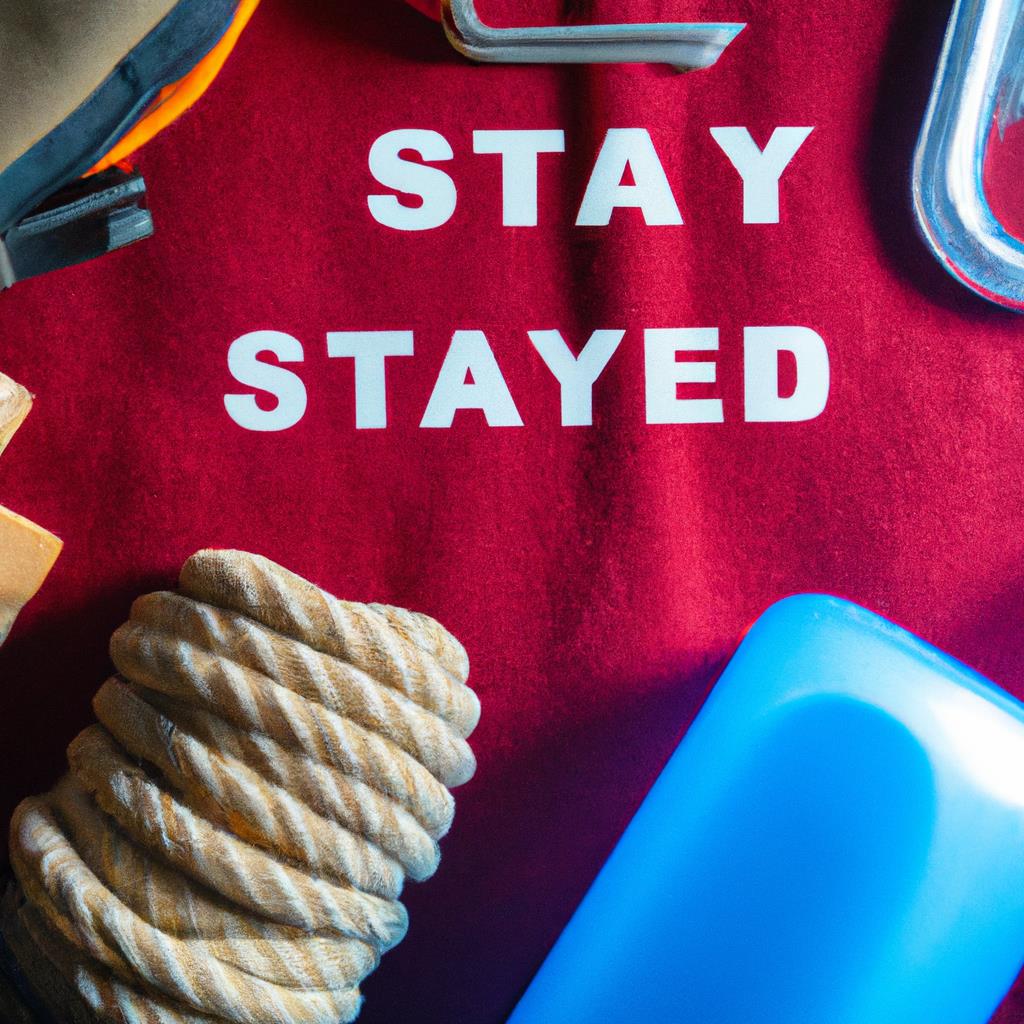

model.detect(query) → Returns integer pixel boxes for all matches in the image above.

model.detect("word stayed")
[224,326,830,432]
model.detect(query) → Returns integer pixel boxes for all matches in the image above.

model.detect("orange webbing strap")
[86,0,261,176]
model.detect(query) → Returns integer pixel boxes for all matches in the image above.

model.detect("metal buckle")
[914,0,1024,310]
[440,0,745,72]
[0,240,15,291]
[0,168,153,291]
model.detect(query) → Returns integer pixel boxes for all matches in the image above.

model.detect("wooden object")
[0,508,62,645]
[0,374,31,459]
[0,372,61,645]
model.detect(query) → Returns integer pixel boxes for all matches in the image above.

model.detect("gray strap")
[1,167,153,291]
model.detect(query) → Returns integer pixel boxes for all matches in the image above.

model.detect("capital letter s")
[368,129,457,231]
[225,330,307,431]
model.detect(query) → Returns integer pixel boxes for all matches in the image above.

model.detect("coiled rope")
[4,550,479,1024]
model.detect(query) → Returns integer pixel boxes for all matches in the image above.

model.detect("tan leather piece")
[0,371,62,645]
[0,0,179,171]
[0,373,31,459]
[0,505,62,644]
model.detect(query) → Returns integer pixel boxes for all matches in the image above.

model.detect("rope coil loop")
[4,550,478,1024]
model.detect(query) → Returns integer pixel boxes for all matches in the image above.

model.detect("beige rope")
[4,550,479,1024]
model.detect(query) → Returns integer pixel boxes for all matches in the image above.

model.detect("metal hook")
[440,0,745,72]
[913,0,1024,310]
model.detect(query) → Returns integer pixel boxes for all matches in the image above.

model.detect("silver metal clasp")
[440,0,745,72]
[914,0,1024,310]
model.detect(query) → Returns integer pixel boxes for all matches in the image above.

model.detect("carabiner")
[914,0,1024,310]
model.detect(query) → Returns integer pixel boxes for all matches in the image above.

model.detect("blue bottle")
[508,595,1024,1024]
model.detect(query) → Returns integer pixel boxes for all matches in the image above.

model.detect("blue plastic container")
[508,595,1024,1024]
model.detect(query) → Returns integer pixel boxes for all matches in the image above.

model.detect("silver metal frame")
[440,0,745,72]
[913,0,1024,310]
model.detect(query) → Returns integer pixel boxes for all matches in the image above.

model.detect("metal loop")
[913,0,1024,310]
[440,0,744,72]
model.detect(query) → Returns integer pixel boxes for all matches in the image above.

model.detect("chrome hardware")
[914,0,1024,310]
[440,0,745,72]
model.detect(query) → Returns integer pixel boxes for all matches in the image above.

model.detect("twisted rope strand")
[179,552,479,737]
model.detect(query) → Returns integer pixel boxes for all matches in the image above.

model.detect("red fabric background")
[3,1,1024,1020]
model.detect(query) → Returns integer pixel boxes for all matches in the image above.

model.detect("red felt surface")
[3,0,1024,1021]
[405,0,440,18]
